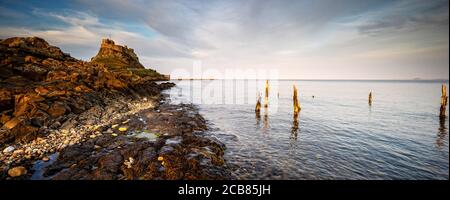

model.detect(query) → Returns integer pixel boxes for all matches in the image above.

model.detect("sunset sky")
[0,0,448,80]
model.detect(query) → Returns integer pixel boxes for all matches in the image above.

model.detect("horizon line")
[170,78,449,82]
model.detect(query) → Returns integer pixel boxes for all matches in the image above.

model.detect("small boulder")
[48,102,67,117]
[35,86,50,96]
[2,146,15,153]
[12,149,24,156]
[8,166,27,177]
[2,117,22,130]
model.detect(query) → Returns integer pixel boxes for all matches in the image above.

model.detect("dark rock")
[0,89,13,112]
[13,94,45,117]
[0,110,12,125]
[48,101,68,117]
[159,82,176,90]
[49,121,61,129]
[0,117,39,143]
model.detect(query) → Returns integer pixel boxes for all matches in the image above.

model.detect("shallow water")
[165,80,449,180]
[31,152,59,180]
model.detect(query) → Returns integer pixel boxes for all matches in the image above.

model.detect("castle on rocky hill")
[91,38,145,69]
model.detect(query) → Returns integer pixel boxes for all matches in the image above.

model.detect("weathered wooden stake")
[368,91,373,106]
[255,92,261,113]
[293,84,301,114]
[264,80,269,108]
[440,84,448,117]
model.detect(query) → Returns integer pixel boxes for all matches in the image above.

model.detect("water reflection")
[290,112,299,140]
[436,116,448,149]
[263,107,269,129]
[255,111,261,125]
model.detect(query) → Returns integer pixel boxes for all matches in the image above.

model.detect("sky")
[0,0,448,80]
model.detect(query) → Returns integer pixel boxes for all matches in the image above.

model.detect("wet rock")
[159,82,176,90]
[165,136,183,145]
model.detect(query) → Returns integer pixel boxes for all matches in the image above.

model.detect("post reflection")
[263,107,269,129]
[436,116,448,149]
[255,111,261,125]
[290,112,299,140]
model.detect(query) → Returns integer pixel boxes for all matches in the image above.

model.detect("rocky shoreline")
[2,94,232,180]
[0,37,232,180]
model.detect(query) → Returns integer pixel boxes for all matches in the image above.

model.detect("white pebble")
[3,146,15,153]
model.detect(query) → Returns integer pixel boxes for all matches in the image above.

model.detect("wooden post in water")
[293,84,301,114]
[255,92,261,124]
[264,80,269,108]
[368,91,373,106]
[255,92,261,114]
[440,84,448,117]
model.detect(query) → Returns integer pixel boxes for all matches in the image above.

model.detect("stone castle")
[91,38,145,69]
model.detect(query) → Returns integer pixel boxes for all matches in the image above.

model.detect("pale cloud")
[49,11,100,27]
[356,0,448,36]
[0,26,98,46]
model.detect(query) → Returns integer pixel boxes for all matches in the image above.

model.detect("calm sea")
[165,80,449,180]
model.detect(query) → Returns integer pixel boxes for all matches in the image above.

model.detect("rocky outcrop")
[0,37,168,144]
[0,36,231,180]
[91,38,144,69]
[90,38,169,80]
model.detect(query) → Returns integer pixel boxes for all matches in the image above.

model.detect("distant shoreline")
[171,79,449,83]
